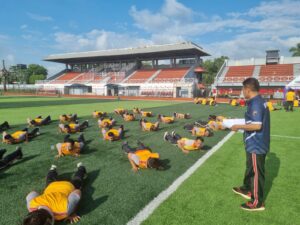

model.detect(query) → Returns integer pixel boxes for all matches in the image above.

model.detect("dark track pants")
[242,152,266,206]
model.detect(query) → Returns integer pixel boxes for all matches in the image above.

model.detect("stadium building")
[212,50,300,99]
[37,42,209,98]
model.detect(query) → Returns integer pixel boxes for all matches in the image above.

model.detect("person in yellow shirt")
[0,121,10,132]
[114,108,127,116]
[122,141,163,172]
[58,120,89,134]
[59,114,77,123]
[164,131,204,154]
[158,114,175,124]
[194,98,204,104]
[101,125,124,141]
[173,112,191,119]
[207,115,227,131]
[122,112,136,121]
[230,98,239,106]
[0,146,23,170]
[98,117,116,128]
[266,101,282,111]
[140,119,160,131]
[183,124,213,137]
[133,108,153,117]
[92,111,107,118]
[27,116,51,127]
[55,134,85,158]
[2,128,40,144]
[285,89,295,112]
[23,163,87,225]
[207,97,216,106]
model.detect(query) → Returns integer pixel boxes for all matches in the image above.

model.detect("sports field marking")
[127,131,235,225]
[271,134,300,140]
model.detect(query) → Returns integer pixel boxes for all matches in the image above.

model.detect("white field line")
[271,134,300,140]
[127,131,235,225]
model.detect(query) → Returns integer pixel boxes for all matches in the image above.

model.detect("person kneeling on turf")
[0,121,10,132]
[59,114,77,123]
[58,120,88,134]
[92,111,107,118]
[122,141,163,172]
[158,114,175,124]
[164,131,204,154]
[173,112,191,119]
[102,125,124,141]
[0,146,23,170]
[98,117,116,128]
[140,119,159,131]
[122,112,136,121]
[27,116,51,127]
[2,128,40,144]
[23,163,87,224]
[55,134,85,158]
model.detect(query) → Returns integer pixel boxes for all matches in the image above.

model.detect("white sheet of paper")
[222,119,246,128]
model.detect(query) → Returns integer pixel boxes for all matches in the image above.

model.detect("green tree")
[28,74,46,84]
[289,43,300,57]
[27,64,47,77]
[202,56,229,85]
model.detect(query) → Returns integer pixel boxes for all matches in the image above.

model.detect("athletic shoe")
[163,132,169,141]
[78,133,85,142]
[15,146,23,160]
[77,162,87,179]
[50,164,57,171]
[171,131,176,137]
[241,201,265,211]
[77,162,83,168]
[232,187,251,200]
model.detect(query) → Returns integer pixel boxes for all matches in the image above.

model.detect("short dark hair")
[208,115,217,121]
[243,77,260,92]
[23,209,53,225]
[107,131,114,137]
[148,158,162,170]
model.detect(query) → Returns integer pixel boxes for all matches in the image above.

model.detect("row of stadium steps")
[124,69,158,83]
[152,67,190,82]
[223,65,255,83]
[258,64,294,83]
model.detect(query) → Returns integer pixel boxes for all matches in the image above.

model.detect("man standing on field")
[231,77,270,211]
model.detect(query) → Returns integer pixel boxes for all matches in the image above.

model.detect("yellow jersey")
[286,92,295,101]
[267,102,274,111]
[135,149,159,168]
[61,142,81,156]
[162,116,174,123]
[29,181,75,220]
[11,131,27,140]
[181,138,199,151]
[104,129,120,140]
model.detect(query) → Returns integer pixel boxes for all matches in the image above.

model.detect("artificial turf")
[144,108,300,225]
[0,96,244,225]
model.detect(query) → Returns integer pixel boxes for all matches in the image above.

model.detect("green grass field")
[0,96,298,225]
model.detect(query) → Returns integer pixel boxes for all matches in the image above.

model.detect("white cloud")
[27,12,53,22]
[53,29,152,52]
[20,24,28,29]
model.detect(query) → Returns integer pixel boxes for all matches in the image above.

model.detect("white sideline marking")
[127,131,235,225]
[271,134,300,140]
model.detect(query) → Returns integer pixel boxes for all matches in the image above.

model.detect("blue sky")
[0,0,300,75]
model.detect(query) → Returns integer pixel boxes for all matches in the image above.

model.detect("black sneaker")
[163,132,169,141]
[15,147,23,160]
[241,201,265,211]
[232,187,251,200]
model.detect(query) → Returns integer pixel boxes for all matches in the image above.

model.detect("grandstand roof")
[44,42,210,64]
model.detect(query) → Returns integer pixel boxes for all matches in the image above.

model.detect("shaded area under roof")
[44,42,210,64]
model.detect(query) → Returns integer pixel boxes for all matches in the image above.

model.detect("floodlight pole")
[1,60,8,92]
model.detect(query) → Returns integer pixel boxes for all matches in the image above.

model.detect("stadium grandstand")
[213,50,300,99]
[37,42,209,98]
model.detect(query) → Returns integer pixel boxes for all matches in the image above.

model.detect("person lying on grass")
[0,146,23,170]
[98,117,116,128]
[207,115,227,131]
[139,119,159,131]
[114,108,127,116]
[157,114,175,124]
[173,112,191,119]
[59,114,77,123]
[55,134,85,158]
[183,124,214,137]
[101,125,124,141]
[133,107,153,117]
[122,141,163,172]
[27,115,51,127]
[23,163,87,225]
[193,97,204,104]
[207,97,217,106]
[122,112,136,121]
[164,131,204,154]
[2,128,40,144]
[0,121,10,132]
[266,101,282,111]
[92,111,107,118]
[58,120,89,134]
